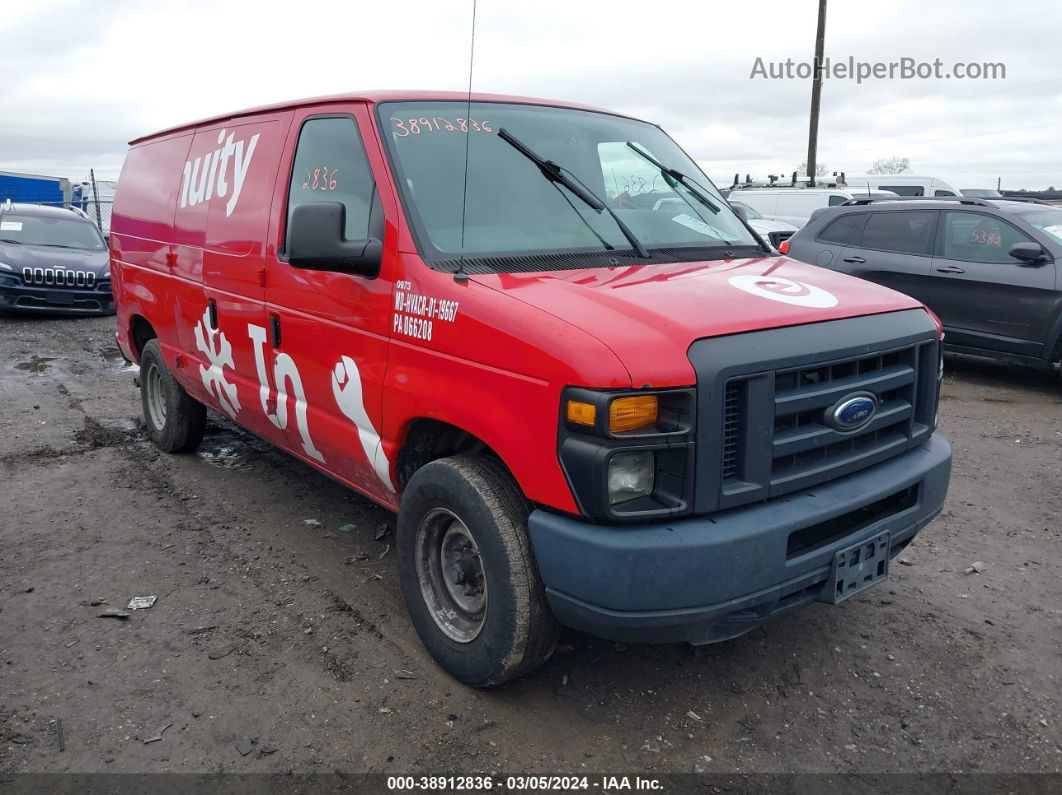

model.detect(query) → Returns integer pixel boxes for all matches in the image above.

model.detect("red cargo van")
[112,91,951,685]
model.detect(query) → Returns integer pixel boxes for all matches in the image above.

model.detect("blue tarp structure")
[0,170,71,206]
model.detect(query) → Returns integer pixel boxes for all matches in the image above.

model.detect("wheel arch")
[393,418,514,493]
[129,314,158,361]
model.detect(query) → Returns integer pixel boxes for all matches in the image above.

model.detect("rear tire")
[397,455,560,687]
[139,339,206,453]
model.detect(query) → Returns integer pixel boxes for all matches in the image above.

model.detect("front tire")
[139,339,206,453]
[397,455,560,686]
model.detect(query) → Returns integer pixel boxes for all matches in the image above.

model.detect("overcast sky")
[2,0,1061,190]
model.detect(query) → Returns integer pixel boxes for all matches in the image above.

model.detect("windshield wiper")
[497,128,650,258]
[625,142,720,214]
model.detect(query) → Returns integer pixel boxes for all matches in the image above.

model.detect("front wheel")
[397,455,560,686]
[139,339,206,453]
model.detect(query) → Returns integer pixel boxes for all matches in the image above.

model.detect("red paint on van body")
[111,91,924,517]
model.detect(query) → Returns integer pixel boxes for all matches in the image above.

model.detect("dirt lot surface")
[1,313,1060,779]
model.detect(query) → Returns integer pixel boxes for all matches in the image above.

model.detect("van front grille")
[689,310,941,514]
[769,347,918,493]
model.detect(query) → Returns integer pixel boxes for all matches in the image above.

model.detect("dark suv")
[0,202,113,315]
[786,198,1062,374]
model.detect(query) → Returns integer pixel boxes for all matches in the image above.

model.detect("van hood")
[471,255,925,386]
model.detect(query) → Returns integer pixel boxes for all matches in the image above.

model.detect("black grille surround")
[688,309,941,515]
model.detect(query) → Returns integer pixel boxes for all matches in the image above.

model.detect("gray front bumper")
[529,432,951,644]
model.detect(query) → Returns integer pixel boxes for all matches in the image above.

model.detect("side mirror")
[1009,241,1048,264]
[287,201,382,277]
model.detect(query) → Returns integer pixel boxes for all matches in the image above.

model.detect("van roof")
[130,91,617,145]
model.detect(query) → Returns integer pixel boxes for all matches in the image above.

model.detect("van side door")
[930,210,1057,358]
[773,193,813,227]
[263,105,397,503]
[735,192,779,223]
[838,209,938,305]
[180,113,295,448]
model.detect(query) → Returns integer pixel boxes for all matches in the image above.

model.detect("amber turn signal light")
[609,395,659,433]
[566,400,597,427]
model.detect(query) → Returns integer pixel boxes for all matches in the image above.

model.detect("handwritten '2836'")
[303,165,338,192]
[392,117,492,137]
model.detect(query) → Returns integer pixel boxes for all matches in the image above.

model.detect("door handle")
[843,256,866,264]
[270,314,281,348]
[207,299,218,329]
[935,265,966,274]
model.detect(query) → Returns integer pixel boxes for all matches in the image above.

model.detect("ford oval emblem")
[826,392,878,432]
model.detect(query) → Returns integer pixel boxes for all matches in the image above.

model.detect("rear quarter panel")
[112,133,195,364]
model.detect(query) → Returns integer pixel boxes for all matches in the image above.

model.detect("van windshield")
[378,101,759,270]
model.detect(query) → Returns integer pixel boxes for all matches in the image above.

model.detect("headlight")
[559,386,695,520]
[608,451,655,505]
[0,261,12,271]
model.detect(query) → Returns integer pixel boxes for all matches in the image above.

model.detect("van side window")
[827,195,847,206]
[858,210,936,255]
[879,185,923,197]
[934,189,957,197]
[941,211,1035,264]
[818,213,864,244]
[287,117,375,247]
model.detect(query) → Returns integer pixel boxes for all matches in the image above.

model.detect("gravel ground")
[1,313,1060,779]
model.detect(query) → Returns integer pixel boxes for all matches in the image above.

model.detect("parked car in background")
[840,175,960,197]
[960,188,1003,198]
[727,200,799,248]
[785,197,1062,374]
[0,202,113,314]
[726,187,854,227]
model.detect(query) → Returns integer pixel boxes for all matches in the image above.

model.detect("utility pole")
[805,0,828,187]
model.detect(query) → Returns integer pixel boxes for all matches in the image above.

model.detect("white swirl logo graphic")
[728,274,839,308]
